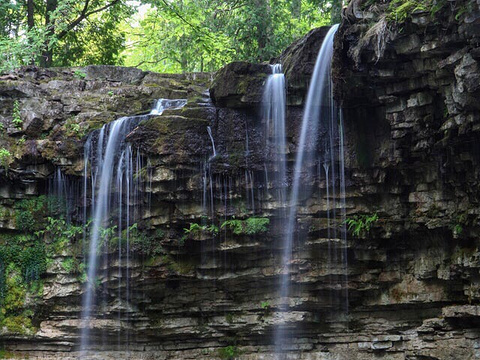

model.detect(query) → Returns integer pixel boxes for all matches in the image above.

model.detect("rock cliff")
[0,1,480,359]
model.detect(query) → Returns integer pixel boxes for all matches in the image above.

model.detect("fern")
[345,213,379,238]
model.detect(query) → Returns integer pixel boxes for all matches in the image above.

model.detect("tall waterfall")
[274,24,344,355]
[80,99,187,351]
[263,64,287,206]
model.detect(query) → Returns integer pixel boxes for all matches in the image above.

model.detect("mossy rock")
[210,61,270,108]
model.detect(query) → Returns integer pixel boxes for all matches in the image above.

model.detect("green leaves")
[124,0,331,72]
[345,213,379,238]
[221,217,269,235]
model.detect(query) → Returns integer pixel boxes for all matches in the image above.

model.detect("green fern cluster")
[345,213,379,238]
[387,0,447,23]
[221,217,269,235]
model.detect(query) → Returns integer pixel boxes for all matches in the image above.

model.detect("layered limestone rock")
[1,1,480,359]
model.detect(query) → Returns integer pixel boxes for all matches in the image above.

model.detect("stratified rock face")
[276,26,332,106]
[1,1,480,359]
[210,61,271,108]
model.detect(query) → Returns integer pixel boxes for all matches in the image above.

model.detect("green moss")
[218,345,240,360]
[0,206,13,223]
[61,258,76,273]
[0,266,37,335]
[3,272,26,313]
[163,255,196,275]
[14,195,49,231]
[2,315,34,335]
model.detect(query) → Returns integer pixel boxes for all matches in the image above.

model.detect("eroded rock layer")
[0,1,480,359]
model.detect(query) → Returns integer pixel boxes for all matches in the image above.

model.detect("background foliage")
[0,0,338,73]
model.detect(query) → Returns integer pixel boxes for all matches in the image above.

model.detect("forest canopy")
[0,0,339,73]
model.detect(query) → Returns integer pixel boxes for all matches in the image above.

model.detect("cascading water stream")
[274,24,341,356]
[207,126,217,158]
[80,99,187,352]
[263,64,287,207]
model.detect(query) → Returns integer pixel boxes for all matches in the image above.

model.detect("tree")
[0,0,338,73]
[124,0,331,73]
[0,0,132,71]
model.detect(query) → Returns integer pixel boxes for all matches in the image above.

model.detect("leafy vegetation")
[0,148,12,171]
[450,212,469,238]
[0,190,166,335]
[11,100,22,129]
[114,223,165,256]
[15,195,49,231]
[124,0,333,72]
[182,222,219,243]
[386,0,447,23]
[73,70,86,79]
[218,345,240,360]
[0,0,131,71]
[260,300,271,316]
[221,217,269,235]
[0,0,338,73]
[345,213,379,238]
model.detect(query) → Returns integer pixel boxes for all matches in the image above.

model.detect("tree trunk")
[27,0,35,65]
[40,0,57,67]
[27,0,34,31]
[254,0,269,60]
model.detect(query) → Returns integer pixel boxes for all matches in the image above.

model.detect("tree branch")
[57,0,120,40]
[132,57,168,68]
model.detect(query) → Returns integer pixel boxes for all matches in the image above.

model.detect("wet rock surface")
[2,1,480,359]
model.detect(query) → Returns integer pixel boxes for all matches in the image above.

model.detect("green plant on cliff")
[15,196,49,232]
[450,212,469,238]
[245,217,270,234]
[73,69,86,79]
[218,345,240,360]
[386,0,447,23]
[11,100,22,129]
[65,117,87,139]
[0,148,12,171]
[113,223,165,256]
[0,264,39,335]
[345,213,379,238]
[221,217,269,235]
[182,222,218,243]
[221,219,244,235]
[260,301,271,316]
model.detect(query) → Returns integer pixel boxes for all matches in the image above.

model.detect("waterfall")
[263,64,287,206]
[48,168,80,222]
[207,126,217,157]
[150,98,187,115]
[274,24,342,355]
[80,99,187,352]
